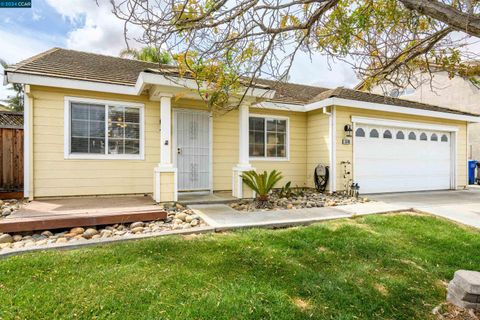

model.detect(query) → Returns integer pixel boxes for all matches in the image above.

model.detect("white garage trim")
[352,117,458,193]
[351,116,459,132]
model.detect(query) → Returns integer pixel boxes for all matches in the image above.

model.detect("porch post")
[153,94,177,203]
[232,102,255,198]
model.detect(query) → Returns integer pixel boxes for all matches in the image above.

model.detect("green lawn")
[0,213,479,320]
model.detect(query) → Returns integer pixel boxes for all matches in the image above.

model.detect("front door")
[174,109,211,191]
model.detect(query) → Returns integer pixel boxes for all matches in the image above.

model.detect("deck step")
[0,210,167,233]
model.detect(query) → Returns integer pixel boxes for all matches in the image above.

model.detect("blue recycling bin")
[468,160,477,185]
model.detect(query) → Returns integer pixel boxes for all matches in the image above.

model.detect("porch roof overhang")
[6,69,480,123]
[254,98,480,123]
[4,70,275,102]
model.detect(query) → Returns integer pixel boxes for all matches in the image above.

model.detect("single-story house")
[4,48,480,201]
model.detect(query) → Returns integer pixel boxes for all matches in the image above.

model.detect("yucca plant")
[241,170,283,202]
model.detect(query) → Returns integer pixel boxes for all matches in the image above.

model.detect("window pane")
[254,132,264,144]
[250,144,264,157]
[109,106,124,122]
[383,130,392,139]
[89,106,105,122]
[277,144,286,157]
[396,131,404,139]
[125,107,140,123]
[89,121,105,138]
[70,103,106,154]
[370,129,379,138]
[408,132,416,140]
[267,144,276,157]
[355,128,365,137]
[71,137,89,153]
[124,140,140,154]
[249,117,264,131]
[107,106,140,155]
[108,139,124,154]
[71,120,88,137]
[125,123,140,139]
[109,124,124,139]
[71,104,89,120]
[266,119,276,131]
[276,120,286,132]
[89,138,105,154]
[420,132,428,141]
[277,132,285,144]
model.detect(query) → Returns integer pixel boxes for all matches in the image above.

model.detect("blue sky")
[0,0,358,101]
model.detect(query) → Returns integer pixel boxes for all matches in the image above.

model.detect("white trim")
[160,96,172,165]
[248,113,290,161]
[305,97,480,123]
[351,116,459,132]
[23,88,30,199]
[330,106,337,192]
[7,71,274,99]
[64,96,145,160]
[8,71,480,123]
[9,73,140,96]
[172,108,213,193]
[253,101,305,112]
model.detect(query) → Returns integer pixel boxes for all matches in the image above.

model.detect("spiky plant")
[241,170,283,202]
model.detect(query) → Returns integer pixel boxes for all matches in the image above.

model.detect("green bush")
[241,170,283,202]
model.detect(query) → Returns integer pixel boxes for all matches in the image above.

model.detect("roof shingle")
[6,48,479,117]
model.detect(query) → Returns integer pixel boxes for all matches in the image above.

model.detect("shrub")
[241,170,283,202]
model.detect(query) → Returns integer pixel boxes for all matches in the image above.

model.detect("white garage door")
[354,124,452,194]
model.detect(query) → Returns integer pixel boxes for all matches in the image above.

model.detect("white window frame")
[248,113,290,161]
[64,96,145,160]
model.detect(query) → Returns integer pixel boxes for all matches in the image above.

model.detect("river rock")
[70,227,85,235]
[82,228,98,239]
[131,227,144,234]
[175,212,187,221]
[12,234,23,242]
[130,221,144,229]
[41,230,53,237]
[0,234,13,244]
[1,208,11,217]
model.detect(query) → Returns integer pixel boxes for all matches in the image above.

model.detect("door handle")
[177,148,181,154]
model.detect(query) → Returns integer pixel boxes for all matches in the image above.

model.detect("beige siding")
[212,109,239,190]
[250,107,308,188]
[306,108,331,189]
[31,86,161,197]
[334,106,468,191]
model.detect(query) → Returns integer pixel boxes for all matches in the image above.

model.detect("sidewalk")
[189,201,408,230]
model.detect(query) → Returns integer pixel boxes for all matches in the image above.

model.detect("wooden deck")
[0,196,167,233]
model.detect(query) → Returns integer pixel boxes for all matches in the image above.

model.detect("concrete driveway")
[371,188,480,228]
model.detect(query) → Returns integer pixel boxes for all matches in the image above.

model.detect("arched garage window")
[396,131,405,139]
[408,132,416,140]
[431,133,438,141]
[441,134,449,142]
[355,128,365,137]
[420,133,428,141]
[369,129,379,138]
[383,130,392,139]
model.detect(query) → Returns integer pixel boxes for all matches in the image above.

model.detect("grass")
[0,213,479,320]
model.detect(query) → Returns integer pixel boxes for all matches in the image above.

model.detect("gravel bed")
[0,204,206,252]
[230,189,369,212]
[0,199,22,218]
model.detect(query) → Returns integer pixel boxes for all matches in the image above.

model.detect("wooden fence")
[0,128,23,192]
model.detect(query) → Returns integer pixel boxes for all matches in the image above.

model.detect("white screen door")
[174,109,210,191]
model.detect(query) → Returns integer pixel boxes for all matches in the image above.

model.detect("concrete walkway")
[371,189,480,228]
[189,201,407,229]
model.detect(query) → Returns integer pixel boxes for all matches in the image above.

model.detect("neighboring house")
[4,48,480,201]
[359,71,480,160]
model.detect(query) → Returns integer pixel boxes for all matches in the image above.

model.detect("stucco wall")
[335,106,468,191]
